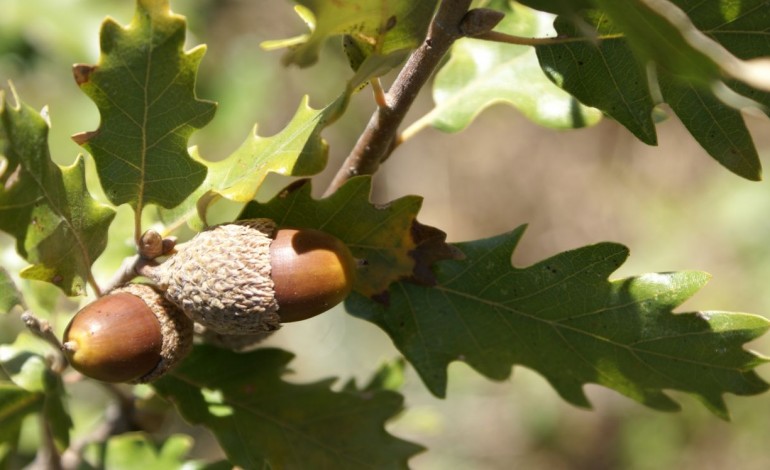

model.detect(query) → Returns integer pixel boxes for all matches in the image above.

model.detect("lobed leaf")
[240,177,461,298]
[535,0,769,179]
[152,346,423,469]
[264,0,438,75]
[423,0,602,133]
[0,90,116,296]
[73,0,216,210]
[161,94,349,229]
[103,433,196,470]
[346,228,770,419]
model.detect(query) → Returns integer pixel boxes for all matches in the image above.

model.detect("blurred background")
[2,0,770,468]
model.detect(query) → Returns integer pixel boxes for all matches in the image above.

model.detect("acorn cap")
[193,323,275,351]
[144,219,282,335]
[118,283,194,383]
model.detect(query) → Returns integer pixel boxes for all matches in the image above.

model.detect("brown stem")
[21,312,68,373]
[324,0,474,196]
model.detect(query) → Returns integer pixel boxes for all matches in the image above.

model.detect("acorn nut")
[142,219,357,334]
[62,283,193,383]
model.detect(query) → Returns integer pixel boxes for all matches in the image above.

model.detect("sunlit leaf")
[423,0,601,133]
[347,228,770,419]
[0,90,115,296]
[160,94,348,230]
[265,0,438,75]
[153,346,423,469]
[104,433,196,470]
[73,0,216,210]
[536,0,768,179]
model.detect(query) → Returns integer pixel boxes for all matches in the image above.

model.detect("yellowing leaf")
[265,0,438,72]
[161,94,348,229]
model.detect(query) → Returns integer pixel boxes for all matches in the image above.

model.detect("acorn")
[62,283,193,383]
[141,218,357,335]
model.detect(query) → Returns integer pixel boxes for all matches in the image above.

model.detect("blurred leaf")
[346,228,770,419]
[344,358,407,393]
[516,0,593,15]
[536,0,768,179]
[591,0,720,85]
[0,382,42,467]
[104,433,195,470]
[153,346,423,469]
[0,335,72,448]
[0,90,116,296]
[73,0,216,210]
[423,0,601,132]
[0,269,22,314]
[264,0,438,74]
[240,177,461,298]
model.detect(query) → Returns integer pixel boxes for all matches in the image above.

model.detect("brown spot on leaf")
[71,130,98,146]
[72,64,96,86]
[408,221,464,286]
[385,15,397,32]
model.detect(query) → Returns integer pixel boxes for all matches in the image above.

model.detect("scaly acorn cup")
[62,283,194,383]
[141,218,358,334]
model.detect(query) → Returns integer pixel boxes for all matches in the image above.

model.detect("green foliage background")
[2,0,770,468]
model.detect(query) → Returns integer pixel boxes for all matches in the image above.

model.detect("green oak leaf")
[0,268,22,314]
[0,382,42,467]
[103,433,195,470]
[73,0,216,210]
[264,0,438,75]
[158,94,348,229]
[421,0,601,133]
[190,94,348,225]
[0,90,116,296]
[346,227,770,419]
[536,0,768,180]
[152,346,423,469]
[240,177,461,298]
[590,0,720,86]
[0,334,72,449]
[343,358,407,393]
[516,0,593,16]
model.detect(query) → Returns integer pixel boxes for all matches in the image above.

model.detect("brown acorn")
[62,283,193,383]
[141,219,357,335]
